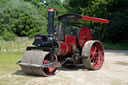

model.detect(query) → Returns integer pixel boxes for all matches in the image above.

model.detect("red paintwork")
[57,27,91,56]
[35,37,41,39]
[78,27,91,48]
[64,35,77,47]
[57,35,77,56]
[57,43,72,56]
[43,55,56,75]
[82,16,109,24]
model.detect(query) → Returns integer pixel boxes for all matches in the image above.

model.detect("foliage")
[107,0,128,43]
[2,32,17,41]
[103,42,128,50]
[63,0,128,43]
[0,0,47,40]
[0,0,127,43]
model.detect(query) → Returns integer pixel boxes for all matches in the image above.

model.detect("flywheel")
[82,40,104,70]
[77,27,91,48]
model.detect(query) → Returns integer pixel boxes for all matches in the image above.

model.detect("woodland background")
[0,0,128,44]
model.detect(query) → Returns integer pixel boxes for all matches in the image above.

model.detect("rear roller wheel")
[82,40,104,70]
[20,51,57,77]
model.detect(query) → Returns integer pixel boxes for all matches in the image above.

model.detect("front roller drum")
[20,51,57,77]
[82,40,104,70]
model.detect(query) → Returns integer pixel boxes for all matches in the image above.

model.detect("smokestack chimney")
[47,8,55,43]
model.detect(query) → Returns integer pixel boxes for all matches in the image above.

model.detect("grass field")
[0,52,23,71]
[0,52,22,64]
[0,52,29,85]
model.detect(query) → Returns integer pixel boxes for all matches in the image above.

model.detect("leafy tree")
[0,0,47,40]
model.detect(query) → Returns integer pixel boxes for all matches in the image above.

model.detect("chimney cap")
[48,8,56,12]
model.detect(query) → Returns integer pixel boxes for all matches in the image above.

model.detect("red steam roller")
[17,8,109,76]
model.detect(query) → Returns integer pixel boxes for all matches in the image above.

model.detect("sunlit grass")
[0,52,23,71]
[0,52,23,65]
[0,52,33,85]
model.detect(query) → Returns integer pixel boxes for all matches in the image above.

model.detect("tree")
[63,0,111,40]
[63,0,128,43]
[0,0,47,39]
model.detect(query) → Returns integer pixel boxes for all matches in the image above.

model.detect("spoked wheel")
[20,51,57,77]
[43,54,57,76]
[77,27,91,48]
[82,40,104,70]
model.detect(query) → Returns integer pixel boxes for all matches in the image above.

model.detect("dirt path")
[0,50,128,85]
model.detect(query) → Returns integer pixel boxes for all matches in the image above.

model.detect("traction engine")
[17,8,109,76]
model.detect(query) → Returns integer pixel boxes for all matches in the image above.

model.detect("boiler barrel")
[56,43,73,56]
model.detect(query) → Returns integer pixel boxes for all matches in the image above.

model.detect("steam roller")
[17,8,109,76]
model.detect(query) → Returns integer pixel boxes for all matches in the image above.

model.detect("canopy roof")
[57,14,109,24]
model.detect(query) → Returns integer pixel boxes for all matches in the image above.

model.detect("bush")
[0,0,47,38]
[2,32,17,41]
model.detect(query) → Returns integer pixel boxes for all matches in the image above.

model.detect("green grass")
[103,43,128,50]
[0,52,34,85]
[0,52,23,71]
[0,52,23,65]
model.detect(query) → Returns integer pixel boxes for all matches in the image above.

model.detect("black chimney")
[47,8,55,43]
